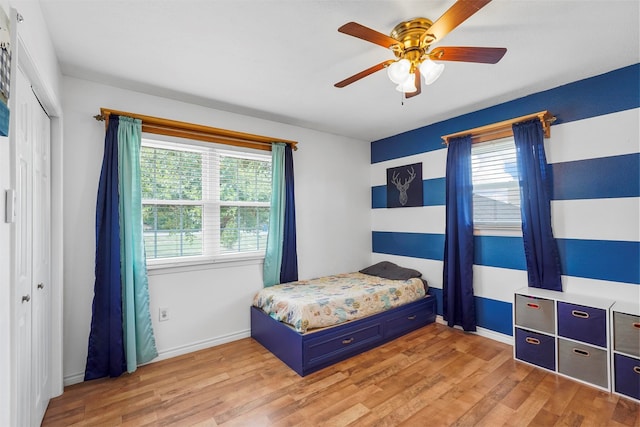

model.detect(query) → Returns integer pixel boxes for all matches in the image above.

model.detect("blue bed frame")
[251,295,437,376]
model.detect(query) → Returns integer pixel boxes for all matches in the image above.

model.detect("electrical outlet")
[159,307,169,322]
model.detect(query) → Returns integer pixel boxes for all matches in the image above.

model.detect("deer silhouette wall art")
[386,163,423,208]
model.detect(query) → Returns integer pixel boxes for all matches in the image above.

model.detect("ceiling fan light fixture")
[419,59,445,85]
[395,74,417,93]
[387,58,411,84]
[335,2,507,97]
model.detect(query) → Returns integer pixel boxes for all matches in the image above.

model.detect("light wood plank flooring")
[43,323,639,426]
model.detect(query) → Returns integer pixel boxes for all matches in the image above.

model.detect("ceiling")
[39,0,639,142]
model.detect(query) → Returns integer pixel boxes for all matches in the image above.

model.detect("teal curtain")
[263,143,286,287]
[117,117,158,372]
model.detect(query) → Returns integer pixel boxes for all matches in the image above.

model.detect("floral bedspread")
[252,272,426,333]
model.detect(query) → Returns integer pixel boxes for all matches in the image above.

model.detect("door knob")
[21,294,30,303]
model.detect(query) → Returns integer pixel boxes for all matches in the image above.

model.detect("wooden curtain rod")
[441,110,556,145]
[93,108,298,151]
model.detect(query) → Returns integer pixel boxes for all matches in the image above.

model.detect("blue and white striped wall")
[370,64,640,341]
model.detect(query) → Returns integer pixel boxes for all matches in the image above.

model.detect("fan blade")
[338,22,400,49]
[334,60,395,88]
[421,0,492,44]
[429,46,506,64]
[406,69,422,99]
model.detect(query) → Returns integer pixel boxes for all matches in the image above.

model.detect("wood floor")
[43,323,639,427]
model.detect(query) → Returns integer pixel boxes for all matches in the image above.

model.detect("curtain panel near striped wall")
[513,119,562,291]
[443,135,476,331]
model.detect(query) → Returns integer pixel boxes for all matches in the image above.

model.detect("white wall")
[62,76,372,384]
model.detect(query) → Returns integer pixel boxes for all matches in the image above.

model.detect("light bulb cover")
[387,59,411,84]
[395,74,417,93]
[419,59,445,85]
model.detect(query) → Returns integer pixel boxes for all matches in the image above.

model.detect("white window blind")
[471,137,522,229]
[140,139,271,265]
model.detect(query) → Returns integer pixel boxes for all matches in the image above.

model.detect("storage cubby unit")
[611,301,640,402]
[513,287,615,391]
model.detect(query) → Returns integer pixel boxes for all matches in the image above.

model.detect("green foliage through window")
[140,141,271,262]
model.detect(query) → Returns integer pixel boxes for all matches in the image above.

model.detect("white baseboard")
[435,315,514,346]
[63,329,251,386]
[152,330,251,363]
[63,372,85,387]
[64,322,513,386]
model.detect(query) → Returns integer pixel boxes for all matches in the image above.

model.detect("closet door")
[31,81,52,425]
[14,65,52,427]
[15,65,34,427]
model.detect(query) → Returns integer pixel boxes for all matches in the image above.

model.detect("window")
[140,138,271,265]
[471,137,521,229]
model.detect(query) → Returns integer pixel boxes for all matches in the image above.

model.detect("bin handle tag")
[571,310,589,319]
[572,348,590,357]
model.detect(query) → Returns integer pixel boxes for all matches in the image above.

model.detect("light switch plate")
[5,189,15,223]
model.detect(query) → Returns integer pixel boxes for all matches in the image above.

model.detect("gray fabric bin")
[614,311,640,357]
[515,294,555,334]
[558,338,608,389]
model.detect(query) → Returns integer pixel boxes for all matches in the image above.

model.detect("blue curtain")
[513,119,563,291]
[263,143,286,286]
[117,117,158,371]
[443,135,476,331]
[85,115,158,380]
[85,116,126,380]
[263,143,298,286]
[280,144,298,283]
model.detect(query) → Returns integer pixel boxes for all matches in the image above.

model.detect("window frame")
[140,136,272,270]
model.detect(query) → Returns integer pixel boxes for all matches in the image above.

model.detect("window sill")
[146,253,265,275]
[474,226,522,238]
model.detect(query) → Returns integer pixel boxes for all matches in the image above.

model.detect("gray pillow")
[359,261,422,280]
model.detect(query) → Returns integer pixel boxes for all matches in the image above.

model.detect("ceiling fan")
[334,0,506,98]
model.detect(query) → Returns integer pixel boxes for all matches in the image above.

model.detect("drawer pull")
[525,337,540,345]
[572,348,590,357]
[526,303,540,310]
[342,338,354,345]
[634,367,640,375]
[571,310,589,319]
[633,322,640,329]
[407,315,417,320]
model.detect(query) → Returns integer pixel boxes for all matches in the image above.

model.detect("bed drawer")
[384,301,433,339]
[557,302,607,347]
[304,320,383,369]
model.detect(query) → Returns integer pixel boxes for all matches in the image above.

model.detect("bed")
[251,262,437,376]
